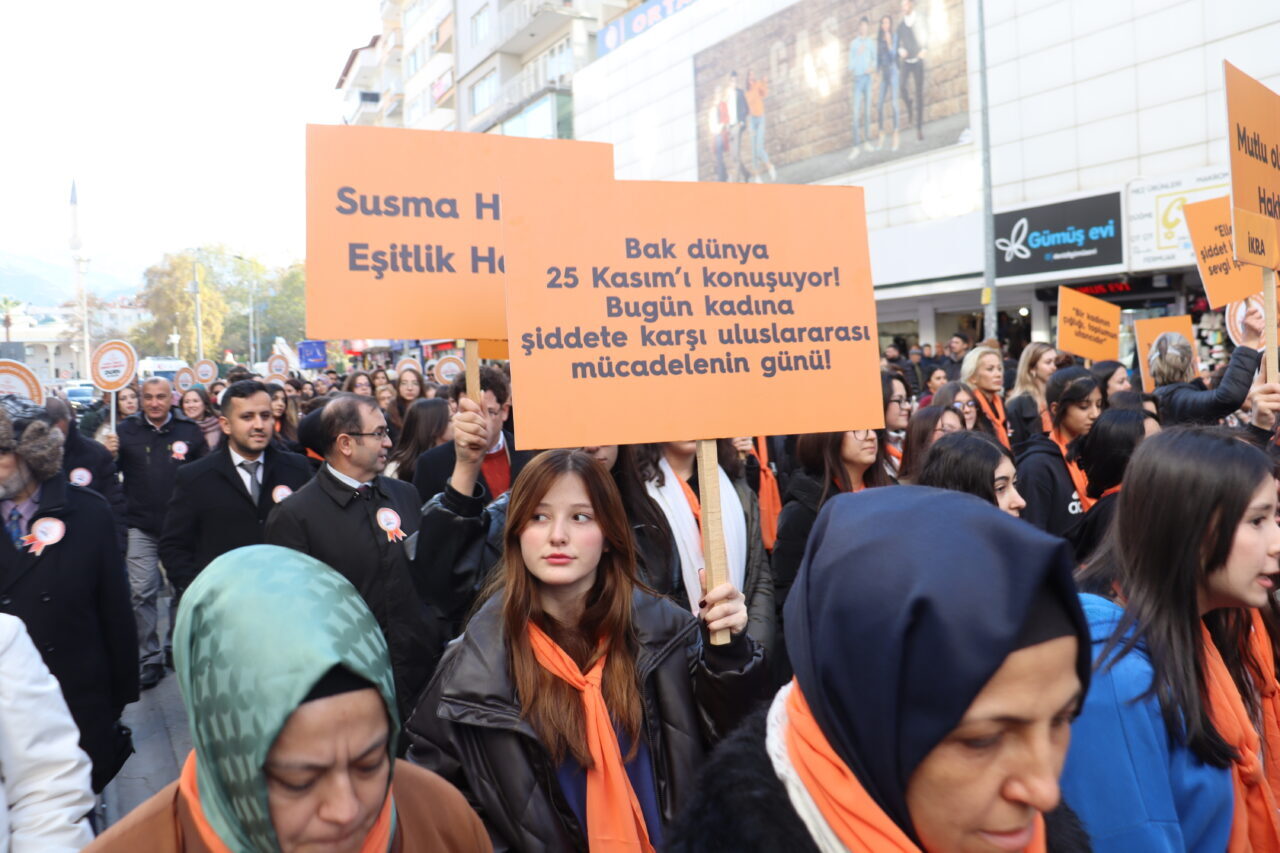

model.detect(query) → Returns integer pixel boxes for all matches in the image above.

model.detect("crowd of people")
[4,310,1280,850]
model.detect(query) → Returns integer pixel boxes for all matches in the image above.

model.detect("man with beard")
[159,380,312,596]
[0,396,137,794]
[264,392,443,723]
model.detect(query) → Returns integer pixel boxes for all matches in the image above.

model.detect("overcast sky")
[0,1,380,288]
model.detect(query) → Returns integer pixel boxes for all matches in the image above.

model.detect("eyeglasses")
[851,429,876,440]
[887,396,908,407]
[952,401,978,410]
[346,428,389,441]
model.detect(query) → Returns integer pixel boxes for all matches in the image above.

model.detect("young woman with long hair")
[1088,360,1131,409]
[917,430,1026,517]
[406,450,769,852]
[1063,407,1160,563]
[387,398,452,482]
[931,381,977,431]
[265,382,301,451]
[918,365,949,406]
[370,367,390,389]
[639,440,776,660]
[180,387,221,450]
[1016,367,1102,535]
[960,345,1010,448]
[1065,428,1280,851]
[342,370,374,397]
[1007,342,1058,447]
[386,367,427,442]
[897,404,962,485]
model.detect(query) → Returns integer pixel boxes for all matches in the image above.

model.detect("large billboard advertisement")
[693,0,969,184]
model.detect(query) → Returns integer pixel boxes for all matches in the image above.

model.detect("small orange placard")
[1184,195,1263,308]
[306,126,613,342]
[1225,62,1280,268]
[0,361,43,404]
[90,340,137,393]
[1134,314,1197,392]
[1056,287,1121,362]
[500,177,882,449]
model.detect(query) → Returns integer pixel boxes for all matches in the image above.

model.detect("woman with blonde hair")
[1007,342,1059,448]
[960,345,1011,448]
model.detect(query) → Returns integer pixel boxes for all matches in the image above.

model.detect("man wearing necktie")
[159,380,312,624]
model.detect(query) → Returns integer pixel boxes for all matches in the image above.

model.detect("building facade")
[572,0,1280,365]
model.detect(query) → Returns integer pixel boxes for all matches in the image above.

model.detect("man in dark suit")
[0,396,137,792]
[265,393,443,721]
[413,366,534,505]
[159,380,312,595]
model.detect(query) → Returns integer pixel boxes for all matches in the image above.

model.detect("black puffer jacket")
[405,590,771,853]
[1153,344,1260,426]
[667,706,1093,853]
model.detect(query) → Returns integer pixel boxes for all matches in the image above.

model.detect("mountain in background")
[0,251,138,306]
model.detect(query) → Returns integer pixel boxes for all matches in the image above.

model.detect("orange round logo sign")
[91,340,138,392]
[194,359,219,384]
[0,361,43,404]
[434,356,465,384]
[174,367,197,392]
[267,354,289,377]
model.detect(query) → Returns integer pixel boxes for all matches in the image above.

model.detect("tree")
[0,297,21,343]
[134,249,229,363]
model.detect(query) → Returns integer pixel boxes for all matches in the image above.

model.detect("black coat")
[115,410,209,534]
[413,432,534,506]
[667,706,1093,853]
[1017,435,1084,536]
[158,444,314,592]
[1153,345,1260,426]
[769,470,824,686]
[0,476,138,792]
[406,590,770,853]
[61,424,127,552]
[1065,491,1118,564]
[1007,393,1046,451]
[264,465,446,721]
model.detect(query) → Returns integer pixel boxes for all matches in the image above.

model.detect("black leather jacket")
[405,590,771,852]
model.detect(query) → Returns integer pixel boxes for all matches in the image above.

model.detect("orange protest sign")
[478,340,509,360]
[306,125,614,341]
[1184,195,1263,308]
[500,178,882,449]
[1056,287,1121,362]
[0,361,43,404]
[1225,62,1280,268]
[90,340,137,392]
[1134,315,1196,393]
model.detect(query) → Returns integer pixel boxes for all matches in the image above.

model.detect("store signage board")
[1127,167,1230,271]
[994,192,1125,285]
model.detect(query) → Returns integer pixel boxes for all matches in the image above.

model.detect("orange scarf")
[1099,484,1121,499]
[754,437,782,550]
[178,751,394,853]
[975,390,1012,450]
[677,476,702,534]
[1039,407,1053,435]
[1249,609,1280,797]
[1200,623,1280,852]
[528,623,654,853]
[784,682,1046,852]
[1049,429,1094,512]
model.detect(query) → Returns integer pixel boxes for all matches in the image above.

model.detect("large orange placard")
[1056,287,1120,362]
[1134,314,1197,392]
[1225,62,1280,268]
[1184,195,1263,308]
[499,177,882,449]
[306,125,614,341]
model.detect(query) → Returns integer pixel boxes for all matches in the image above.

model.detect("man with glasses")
[265,392,444,723]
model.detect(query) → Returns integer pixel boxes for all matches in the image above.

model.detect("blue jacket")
[1061,593,1232,852]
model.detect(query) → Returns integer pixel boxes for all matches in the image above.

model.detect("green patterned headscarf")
[173,545,400,852]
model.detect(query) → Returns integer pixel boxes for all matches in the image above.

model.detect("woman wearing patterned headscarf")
[88,545,490,853]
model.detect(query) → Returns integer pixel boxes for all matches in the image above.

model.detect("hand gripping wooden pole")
[465,340,482,409]
[696,439,731,646]
[1265,268,1278,380]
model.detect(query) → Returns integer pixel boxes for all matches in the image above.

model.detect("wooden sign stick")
[464,340,482,409]
[696,438,731,646]
[1266,268,1279,380]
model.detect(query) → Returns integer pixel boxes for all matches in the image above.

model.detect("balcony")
[345,90,382,125]
[431,68,455,107]
[495,0,597,56]
[338,43,381,92]
[469,54,582,131]
[431,13,454,56]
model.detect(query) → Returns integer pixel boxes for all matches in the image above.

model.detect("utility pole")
[70,181,91,379]
[978,0,998,345]
[189,259,204,361]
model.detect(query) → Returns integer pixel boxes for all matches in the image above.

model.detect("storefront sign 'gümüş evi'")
[994,192,1125,282]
